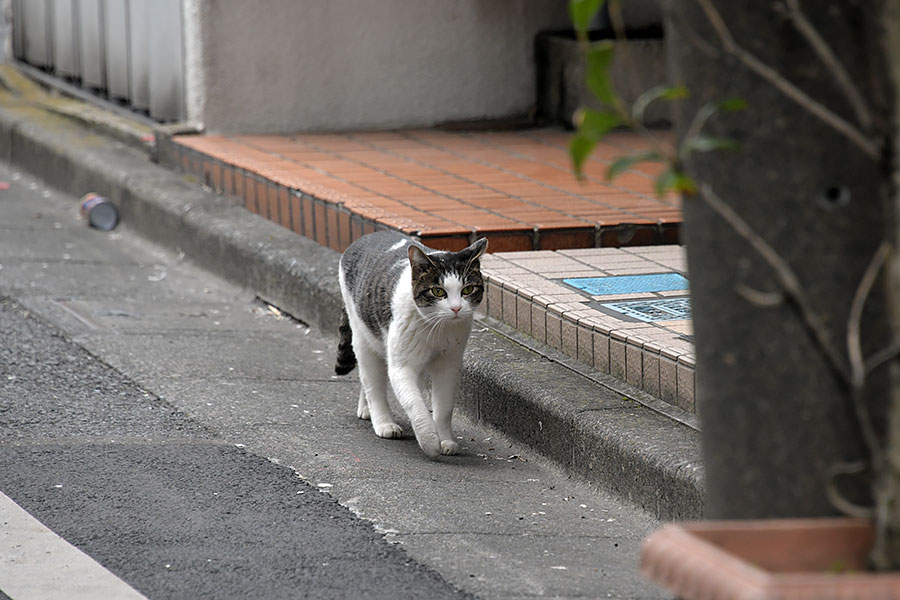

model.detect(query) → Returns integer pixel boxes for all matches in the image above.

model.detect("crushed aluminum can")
[79,193,119,230]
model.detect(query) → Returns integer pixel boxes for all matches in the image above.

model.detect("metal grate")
[601,297,691,322]
[563,273,688,296]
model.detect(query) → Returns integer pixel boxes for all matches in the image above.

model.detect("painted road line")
[0,491,148,600]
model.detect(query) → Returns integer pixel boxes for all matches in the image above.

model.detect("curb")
[0,94,704,521]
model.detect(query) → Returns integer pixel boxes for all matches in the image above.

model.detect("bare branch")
[666,6,720,59]
[784,0,873,131]
[607,0,627,42]
[697,184,849,383]
[826,461,876,519]
[865,341,900,378]
[734,282,784,307]
[694,0,880,159]
[846,242,891,469]
[682,104,715,152]
[847,242,891,389]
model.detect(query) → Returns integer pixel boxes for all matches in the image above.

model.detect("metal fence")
[12,0,185,122]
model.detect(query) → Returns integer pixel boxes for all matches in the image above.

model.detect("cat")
[334,231,488,457]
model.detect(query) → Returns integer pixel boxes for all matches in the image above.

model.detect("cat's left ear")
[462,237,488,264]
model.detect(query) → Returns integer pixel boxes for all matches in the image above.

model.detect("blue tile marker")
[563,273,689,296]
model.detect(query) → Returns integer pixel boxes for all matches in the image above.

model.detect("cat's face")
[408,238,488,323]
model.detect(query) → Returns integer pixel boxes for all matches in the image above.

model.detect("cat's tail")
[334,305,357,375]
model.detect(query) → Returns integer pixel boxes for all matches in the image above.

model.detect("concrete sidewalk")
[0,72,702,521]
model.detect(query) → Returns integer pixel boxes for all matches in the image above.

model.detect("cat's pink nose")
[450,305,461,315]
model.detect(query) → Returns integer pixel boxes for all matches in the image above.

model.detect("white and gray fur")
[335,231,487,457]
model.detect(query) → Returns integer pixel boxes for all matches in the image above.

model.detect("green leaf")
[631,85,688,122]
[718,97,748,112]
[569,0,606,34]
[586,43,616,105]
[654,168,697,197]
[606,151,662,181]
[683,135,740,154]
[654,169,677,196]
[570,108,620,178]
[661,85,690,100]
[570,134,598,179]
[576,108,622,139]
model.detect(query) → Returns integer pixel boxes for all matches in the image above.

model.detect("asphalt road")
[0,299,473,600]
[0,161,663,599]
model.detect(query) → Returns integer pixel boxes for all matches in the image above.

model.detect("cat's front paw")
[416,432,442,457]
[440,440,459,455]
[357,404,371,420]
[374,423,403,439]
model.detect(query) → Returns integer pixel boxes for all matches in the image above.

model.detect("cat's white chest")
[388,271,471,367]
[389,301,469,362]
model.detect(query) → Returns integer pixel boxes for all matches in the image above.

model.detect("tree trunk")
[665,0,896,538]
[874,0,900,571]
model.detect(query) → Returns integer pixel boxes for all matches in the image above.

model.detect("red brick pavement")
[173,128,680,253]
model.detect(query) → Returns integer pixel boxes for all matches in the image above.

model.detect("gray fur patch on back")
[340,231,415,339]
[341,231,486,340]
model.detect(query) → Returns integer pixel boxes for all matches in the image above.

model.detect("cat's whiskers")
[419,310,449,347]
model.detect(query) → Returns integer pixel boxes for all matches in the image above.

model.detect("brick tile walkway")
[481,246,696,413]
[173,128,680,253]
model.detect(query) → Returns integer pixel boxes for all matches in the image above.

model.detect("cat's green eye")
[431,286,447,298]
[461,285,476,295]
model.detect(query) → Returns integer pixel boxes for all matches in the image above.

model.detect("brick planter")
[640,518,900,599]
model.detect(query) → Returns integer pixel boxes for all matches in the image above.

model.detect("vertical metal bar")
[51,0,79,79]
[46,0,54,71]
[128,0,149,111]
[147,0,184,121]
[78,0,106,91]
[22,0,51,67]
[103,0,128,99]
[12,0,24,60]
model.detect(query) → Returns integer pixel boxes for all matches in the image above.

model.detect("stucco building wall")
[183,0,569,133]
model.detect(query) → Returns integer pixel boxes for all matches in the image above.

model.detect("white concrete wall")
[183,0,569,134]
[0,0,11,63]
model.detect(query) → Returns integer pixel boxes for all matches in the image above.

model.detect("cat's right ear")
[408,245,435,271]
